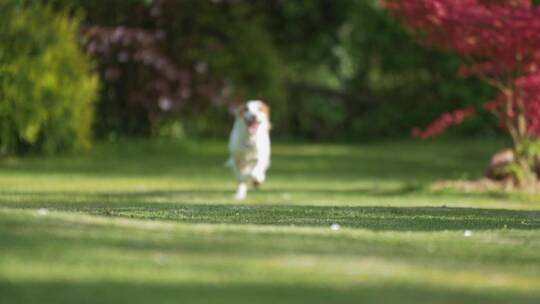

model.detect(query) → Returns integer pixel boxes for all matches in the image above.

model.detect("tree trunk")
[503,87,537,187]
[514,151,537,187]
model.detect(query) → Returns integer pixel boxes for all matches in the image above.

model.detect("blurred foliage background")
[0,0,98,155]
[1,0,502,155]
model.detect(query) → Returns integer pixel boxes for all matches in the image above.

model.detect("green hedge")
[0,1,98,155]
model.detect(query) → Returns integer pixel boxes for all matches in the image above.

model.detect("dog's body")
[227,100,271,200]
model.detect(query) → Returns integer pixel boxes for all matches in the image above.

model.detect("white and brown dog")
[226,100,271,200]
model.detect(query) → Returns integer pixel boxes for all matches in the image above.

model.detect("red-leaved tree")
[383,0,540,184]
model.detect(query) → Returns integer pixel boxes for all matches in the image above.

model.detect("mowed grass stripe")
[1,209,539,286]
[1,139,540,304]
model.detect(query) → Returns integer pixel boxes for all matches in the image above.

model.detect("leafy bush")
[343,0,498,139]
[49,0,500,141]
[0,1,98,155]
[55,0,285,138]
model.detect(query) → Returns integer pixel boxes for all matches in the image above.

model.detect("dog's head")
[235,100,271,135]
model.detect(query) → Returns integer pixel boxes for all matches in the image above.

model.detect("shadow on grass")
[0,181,516,202]
[1,189,538,231]
[91,204,540,231]
[0,280,538,304]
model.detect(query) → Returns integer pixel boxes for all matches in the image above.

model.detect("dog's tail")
[224,158,234,168]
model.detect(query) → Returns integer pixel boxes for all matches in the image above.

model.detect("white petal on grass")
[464,230,473,237]
[331,224,341,231]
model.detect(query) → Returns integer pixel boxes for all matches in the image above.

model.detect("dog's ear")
[259,101,270,119]
[259,101,272,130]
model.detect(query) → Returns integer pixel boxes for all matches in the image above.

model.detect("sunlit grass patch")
[0,138,539,304]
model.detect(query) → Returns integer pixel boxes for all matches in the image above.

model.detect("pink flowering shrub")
[383,0,540,183]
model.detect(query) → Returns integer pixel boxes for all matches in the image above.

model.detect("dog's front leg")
[235,182,248,200]
[251,157,269,186]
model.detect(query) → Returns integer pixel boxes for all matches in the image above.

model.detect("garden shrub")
[0,1,98,155]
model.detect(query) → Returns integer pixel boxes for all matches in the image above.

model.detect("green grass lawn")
[1,138,539,304]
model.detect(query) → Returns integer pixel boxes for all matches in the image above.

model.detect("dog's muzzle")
[244,113,259,135]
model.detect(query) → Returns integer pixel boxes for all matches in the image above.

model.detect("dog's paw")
[234,193,246,200]
[234,183,248,200]
[253,180,262,189]
[251,171,266,184]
